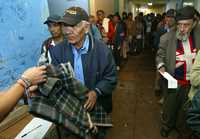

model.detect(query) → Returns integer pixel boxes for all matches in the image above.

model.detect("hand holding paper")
[159,71,178,89]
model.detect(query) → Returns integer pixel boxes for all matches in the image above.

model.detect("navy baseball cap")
[44,15,61,24]
[59,7,89,26]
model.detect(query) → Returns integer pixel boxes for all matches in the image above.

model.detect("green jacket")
[189,50,200,100]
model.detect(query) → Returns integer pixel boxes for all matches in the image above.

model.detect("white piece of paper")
[136,34,142,39]
[102,18,110,33]
[15,118,52,139]
[159,71,178,89]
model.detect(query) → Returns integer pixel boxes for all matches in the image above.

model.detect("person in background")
[113,14,125,71]
[0,65,46,122]
[96,10,109,43]
[107,14,115,44]
[107,14,116,51]
[154,9,176,104]
[125,12,136,54]
[187,50,200,139]
[164,9,176,32]
[38,15,65,65]
[134,15,144,54]
[121,11,128,60]
[122,11,128,21]
[145,14,152,48]
[89,15,102,40]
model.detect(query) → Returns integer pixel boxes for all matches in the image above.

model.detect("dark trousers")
[113,46,121,67]
[161,85,192,139]
[128,37,135,54]
[134,39,143,54]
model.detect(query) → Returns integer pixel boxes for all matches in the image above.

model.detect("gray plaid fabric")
[29,63,112,139]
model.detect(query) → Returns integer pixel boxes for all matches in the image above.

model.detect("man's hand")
[159,67,165,74]
[84,90,97,111]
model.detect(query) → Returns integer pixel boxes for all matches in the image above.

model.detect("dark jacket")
[47,34,117,113]
[114,21,125,47]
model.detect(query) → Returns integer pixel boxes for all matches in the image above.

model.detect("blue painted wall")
[0,0,49,90]
[48,0,89,16]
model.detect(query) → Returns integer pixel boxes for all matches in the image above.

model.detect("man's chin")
[68,40,76,44]
[176,31,189,41]
[177,35,188,41]
[52,35,59,38]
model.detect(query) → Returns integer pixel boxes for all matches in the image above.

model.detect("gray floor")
[107,50,177,139]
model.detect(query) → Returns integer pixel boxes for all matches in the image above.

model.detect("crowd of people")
[1,5,200,139]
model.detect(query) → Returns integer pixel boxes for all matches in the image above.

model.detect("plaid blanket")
[29,63,112,139]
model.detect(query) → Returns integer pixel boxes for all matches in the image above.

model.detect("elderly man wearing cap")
[156,6,200,138]
[48,7,117,139]
[38,15,66,65]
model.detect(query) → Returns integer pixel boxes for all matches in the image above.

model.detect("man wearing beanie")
[156,6,200,139]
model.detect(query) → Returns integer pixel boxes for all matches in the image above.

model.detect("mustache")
[176,31,190,41]
[64,32,73,35]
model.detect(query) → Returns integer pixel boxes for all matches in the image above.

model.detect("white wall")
[48,0,89,16]
[89,0,114,16]
[128,1,137,18]
[194,0,200,12]
[119,0,125,15]
[0,0,49,89]
[166,0,176,11]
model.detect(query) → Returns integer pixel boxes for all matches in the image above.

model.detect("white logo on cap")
[65,9,77,15]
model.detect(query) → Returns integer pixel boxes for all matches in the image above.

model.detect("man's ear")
[85,24,90,33]
[81,20,90,33]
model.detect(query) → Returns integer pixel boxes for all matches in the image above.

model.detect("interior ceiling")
[131,0,166,5]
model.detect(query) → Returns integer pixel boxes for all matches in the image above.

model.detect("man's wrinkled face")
[176,19,194,41]
[61,21,86,46]
[47,22,62,38]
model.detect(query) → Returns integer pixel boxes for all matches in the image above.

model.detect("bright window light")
[147,2,152,6]
[183,2,193,6]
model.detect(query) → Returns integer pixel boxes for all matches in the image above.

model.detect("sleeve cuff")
[157,63,165,70]
[94,88,102,96]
